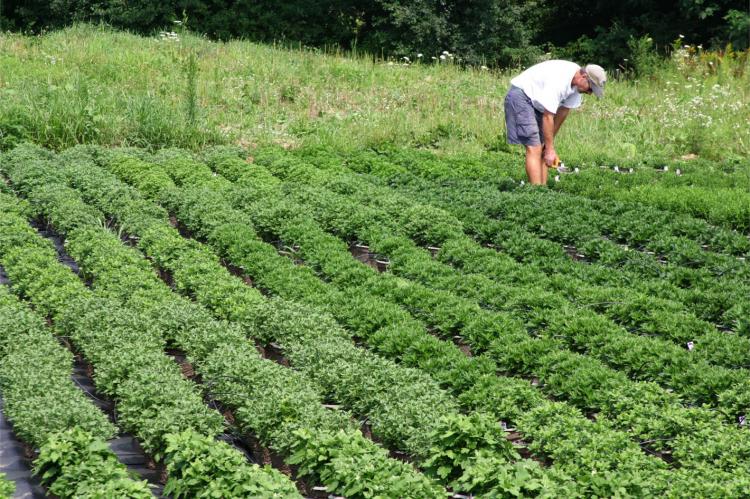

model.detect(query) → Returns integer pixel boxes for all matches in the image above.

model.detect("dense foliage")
[3,141,749,495]
[34,429,152,498]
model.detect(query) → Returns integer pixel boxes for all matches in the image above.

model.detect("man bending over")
[504,60,606,185]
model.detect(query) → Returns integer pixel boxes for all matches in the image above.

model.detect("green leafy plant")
[422,413,518,483]
[163,430,301,498]
[34,428,152,499]
[0,473,15,499]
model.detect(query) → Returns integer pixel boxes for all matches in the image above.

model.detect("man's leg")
[525,144,544,185]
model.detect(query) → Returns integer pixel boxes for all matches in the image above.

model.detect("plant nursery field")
[2,24,750,499]
[0,141,749,498]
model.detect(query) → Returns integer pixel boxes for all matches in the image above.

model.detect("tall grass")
[0,23,748,166]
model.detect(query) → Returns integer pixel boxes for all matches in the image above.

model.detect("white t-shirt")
[510,60,582,114]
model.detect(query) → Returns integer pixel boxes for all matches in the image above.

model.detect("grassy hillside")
[1,24,749,167]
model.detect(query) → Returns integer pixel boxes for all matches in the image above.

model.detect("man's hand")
[543,146,559,167]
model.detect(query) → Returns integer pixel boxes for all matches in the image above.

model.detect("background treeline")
[1,0,749,67]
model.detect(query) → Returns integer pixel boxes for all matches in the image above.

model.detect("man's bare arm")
[542,111,557,165]
[553,106,570,136]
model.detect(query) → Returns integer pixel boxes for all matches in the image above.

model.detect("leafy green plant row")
[568,158,750,191]
[274,152,750,344]
[380,173,750,333]
[35,427,302,498]
[298,144,750,261]
[82,143,750,496]
[61,147,579,497]
[305,144,750,233]
[298,142,750,241]
[0,165,225,457]
[189,149,746,476]
[114,148,681,497]
[47,144,680,496]
[0,144,441,497]
[150,149,682,487]
[138,147,750,495]
[10,144,750,496]
[0,249,151,497]
[206,146,741,494]
[274,154,750,360]
[0,212,116,448]
[362,166,749,298]
[552,168,750,232]
[0,198,152,498]
[220,148,745,406]
[326,145,750,335]
[410,187,746,331]
[348,145,750,191]
[335,178,746,342]
[0,164,301,497]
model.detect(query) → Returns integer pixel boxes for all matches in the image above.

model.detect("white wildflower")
[159,31,180,42]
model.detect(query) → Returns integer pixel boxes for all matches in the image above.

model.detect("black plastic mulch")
[0,398,47,499]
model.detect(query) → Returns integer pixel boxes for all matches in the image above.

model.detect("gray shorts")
[504,86,544,146]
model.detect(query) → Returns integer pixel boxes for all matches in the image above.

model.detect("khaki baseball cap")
[584,64,606,98]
